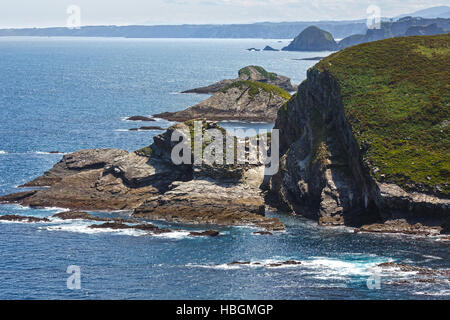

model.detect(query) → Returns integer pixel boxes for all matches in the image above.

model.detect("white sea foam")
[34,151,65,155]
[414,289,450,296]
[153,230,191,240]
[43,221,147,236]
[301,257,390,278]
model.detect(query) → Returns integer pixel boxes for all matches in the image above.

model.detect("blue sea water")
[0,37,448,300]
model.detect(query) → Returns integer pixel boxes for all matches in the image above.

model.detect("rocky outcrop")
[0,215,50,223]
[189,230,220,237]
[263,46,279,51]
[182,65,297,94]
[0,122,285,231]
[126,116,155,122]
[129,126,165,131]
[156,80,290,122]
[282,26,338,51]
[354,219,441,236]
[52,211,136,223]
[269,35,450,231]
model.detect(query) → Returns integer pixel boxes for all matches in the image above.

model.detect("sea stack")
[282,26,338,51]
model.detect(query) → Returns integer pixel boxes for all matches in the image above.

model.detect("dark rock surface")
[0,122,285,231]
[268,50,449,230]
[181,65,297,94]
[126,116,155,122]
[263,46,279,51]
[0,215,50,223]
[129,126,165,131]
[189,230,220,237]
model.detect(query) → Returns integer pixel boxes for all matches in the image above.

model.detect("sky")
[0,0,449,28]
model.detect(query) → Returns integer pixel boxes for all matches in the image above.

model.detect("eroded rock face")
[268,68,450,229]
[354,219,442,236]
[0,123,285,231]
[156,81,289,122]
[0,215,50,223]
[182,65,297,94]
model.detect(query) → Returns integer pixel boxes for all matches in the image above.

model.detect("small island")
[282,26,338,51]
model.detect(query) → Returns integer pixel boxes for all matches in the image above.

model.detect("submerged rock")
[126,116,155,122]
[253,231,273,235]
[52,211,136,223]
[189,230,220,237]
[0,215,50,223]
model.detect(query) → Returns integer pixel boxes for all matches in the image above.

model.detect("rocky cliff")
[269,34,449,230]
[1,122,284,231]
[157,80,290,122]
[182,65,297,93]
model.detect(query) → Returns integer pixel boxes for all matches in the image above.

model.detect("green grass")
[221,80,291,101]
[135,146,152,157]
[239,66,278,80]
[315,34,450,195]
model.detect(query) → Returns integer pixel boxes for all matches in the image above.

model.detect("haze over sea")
[0,37,448,299]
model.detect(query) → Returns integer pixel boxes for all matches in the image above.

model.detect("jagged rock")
[182,65,297,94]
[0,215,50,223]
[354,219,441,236]
[269,35,450,231]
[0,122,285,231]
[282,26,338,51]
[189,230,220,237]
[133,178,285,231]
[52,211,136,223]
[89,222,132,229]
[126,116,155,122]
[156,80,290,122]
[129,126,165,131]
[263,46,279,51]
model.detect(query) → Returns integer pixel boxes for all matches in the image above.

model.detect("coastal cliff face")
[270,34,449,228]
[156,80,290,122]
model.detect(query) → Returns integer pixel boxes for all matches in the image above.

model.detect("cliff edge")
[269,34,449,230]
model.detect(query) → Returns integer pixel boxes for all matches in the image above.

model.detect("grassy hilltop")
[315,34,449,195]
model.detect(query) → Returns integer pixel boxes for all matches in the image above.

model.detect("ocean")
[0,37,448,299]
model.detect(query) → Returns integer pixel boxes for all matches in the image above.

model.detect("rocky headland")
[268,34,449,236]
[0,121,284,231]
[182,65,297,94]
[156,79,291,122]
